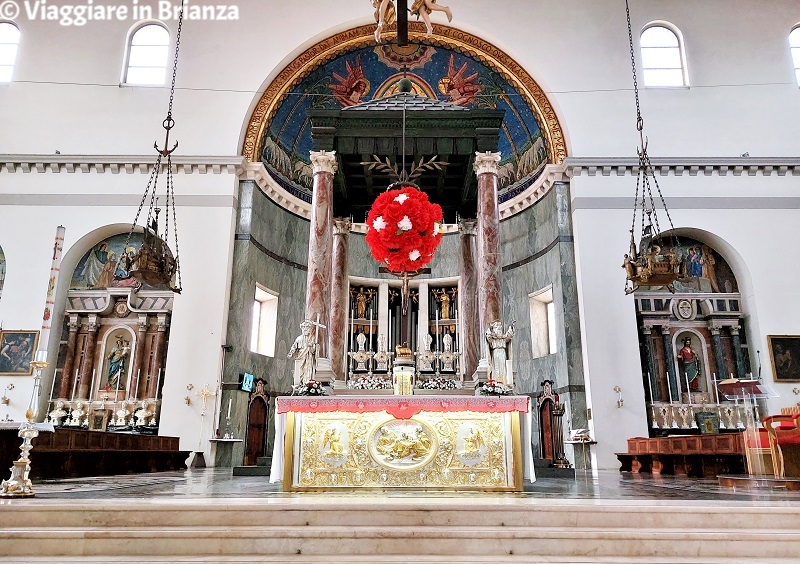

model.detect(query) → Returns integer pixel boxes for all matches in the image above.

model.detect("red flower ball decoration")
[365,183,443,273]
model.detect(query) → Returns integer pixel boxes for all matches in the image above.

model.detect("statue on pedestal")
[485,320,515,383]
[134,400,152,426]
[288,321,317,385]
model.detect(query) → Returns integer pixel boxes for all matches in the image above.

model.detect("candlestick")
[350,306,355,353]
[155,369,163,398]
[48,367,57,403]
[71,368,78,401]
[227,397,232,419]
[369,302,373,352]
[646,372,653,403]
[713,372,719,404]
[114,367,122,401]
[88,369,97,401]
[684,372,692,405]
[388,308,392,351]
[435,308,439,352]
[666,371,673,404]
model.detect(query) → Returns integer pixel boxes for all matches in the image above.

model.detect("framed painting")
[88,410,109,432]
[0,330,39,376]
[767,335,800,382]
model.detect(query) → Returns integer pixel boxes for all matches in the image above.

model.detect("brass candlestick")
[1,353,47,498]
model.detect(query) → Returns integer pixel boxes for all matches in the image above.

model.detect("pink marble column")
[329,217,351,380]
[459,219,480,379]
[58,315,80,400]
[77,316,98,400]
[475,152,503,341]
[306,150,337,360]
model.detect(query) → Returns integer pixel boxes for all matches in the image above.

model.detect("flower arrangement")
[416,377,459,391]
[348,375,392,390]
[365,183,444,273]
[477,379,513,396]
[293,379,326,396]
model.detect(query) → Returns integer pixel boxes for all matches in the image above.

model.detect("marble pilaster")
[459,219,479,379]
[77,316,98,400]
[147,315,169,399]
[58,315,80,399]
[377,282,389,345]
[729,326,746,379]
[642,326,658,401]
[128,315,149,399]
[329,218,351,380]
[710,325,727,381]
[661,325,679,403]
[306,151,337,365]
[417,282,429,352]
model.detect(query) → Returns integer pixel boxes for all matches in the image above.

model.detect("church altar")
[270,395,533,491]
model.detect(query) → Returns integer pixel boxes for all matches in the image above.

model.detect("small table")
[565,440,597,470]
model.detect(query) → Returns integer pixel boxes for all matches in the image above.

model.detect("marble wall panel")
[220,181,311,464]
[500,183,586,460]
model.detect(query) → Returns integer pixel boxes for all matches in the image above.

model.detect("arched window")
[0,22,20,83]
[123,22,170,86]
[790,26,800,86]
[640,23,688,87]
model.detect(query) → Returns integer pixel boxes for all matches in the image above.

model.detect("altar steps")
[1,500,798,561]
[232,455,272,477]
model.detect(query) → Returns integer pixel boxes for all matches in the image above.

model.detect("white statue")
[356,331,367,352]
[288,320,317,385]
[443,331,453,353]
[134,400,152,426]
[114,402,129,426]
[68,401,86,426]
[47,400,68,426]
[485,320,515,383]
[423,333,433,352]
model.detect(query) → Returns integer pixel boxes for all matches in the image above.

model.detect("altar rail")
[0,428,189,479]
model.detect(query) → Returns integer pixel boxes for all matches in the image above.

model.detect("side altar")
[270,395,533,491]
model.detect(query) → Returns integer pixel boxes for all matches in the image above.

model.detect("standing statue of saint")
[288,321,317,385]
[677,337,701,391]
[485,320,515,383]
[107,335,130,389]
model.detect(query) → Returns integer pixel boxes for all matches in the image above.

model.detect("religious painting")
[260,42,548,200]
[767,335,800,382]
[0,330,39,376]
[70,232,172,291]
[0,245,6,302]
[641,237,738,294]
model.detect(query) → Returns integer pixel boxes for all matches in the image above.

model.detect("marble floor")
[25,467,800,504]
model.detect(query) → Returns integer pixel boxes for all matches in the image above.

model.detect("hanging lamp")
[117,1,186,293]
[621,0,681,295]
[362,78,447,313]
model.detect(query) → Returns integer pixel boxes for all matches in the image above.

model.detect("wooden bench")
[616,434,745,477]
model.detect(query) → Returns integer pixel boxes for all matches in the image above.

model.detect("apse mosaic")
[70,233,170,291]
[646,237,738,294]
[261,42,549,201]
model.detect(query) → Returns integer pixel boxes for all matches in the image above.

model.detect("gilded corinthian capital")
[310,150,338,175]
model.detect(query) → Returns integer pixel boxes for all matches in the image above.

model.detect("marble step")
[7,557,799,564]
[0,525,798,559]
[4,501,799,531]
[231,465,271,476]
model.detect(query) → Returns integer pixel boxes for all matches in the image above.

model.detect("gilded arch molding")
[241,23,567,165]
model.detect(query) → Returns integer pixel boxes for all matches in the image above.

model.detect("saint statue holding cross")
[288,318,327,385]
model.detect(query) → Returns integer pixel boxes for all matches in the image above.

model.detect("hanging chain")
[122,0,185,291]
[625,0,676,248]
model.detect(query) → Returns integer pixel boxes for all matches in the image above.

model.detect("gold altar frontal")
[277,396,528,492]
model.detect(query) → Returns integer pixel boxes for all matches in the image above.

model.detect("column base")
[471,358,490,386]
[314,358,336,384]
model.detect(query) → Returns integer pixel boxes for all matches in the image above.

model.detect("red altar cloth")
[276,395,530,420]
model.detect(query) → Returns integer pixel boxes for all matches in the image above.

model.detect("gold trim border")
[242,23,567,166]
